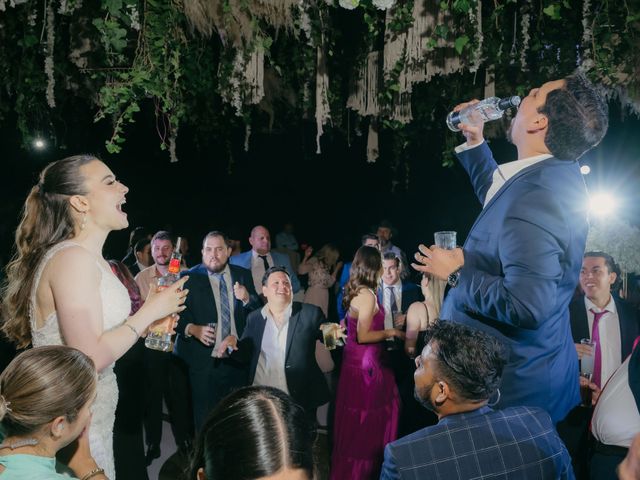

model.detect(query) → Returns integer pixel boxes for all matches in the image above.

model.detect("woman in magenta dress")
[330,246,404,479]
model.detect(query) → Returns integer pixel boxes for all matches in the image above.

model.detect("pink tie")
[589,308,608,387]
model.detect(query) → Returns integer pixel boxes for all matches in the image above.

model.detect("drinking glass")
[207,323,217,347]
[434,231,457,250]
[579,338,594,376]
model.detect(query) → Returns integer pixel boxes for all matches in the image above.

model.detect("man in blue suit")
[229,225,301,296]
[412,73,609,423]
[380,322,574,479]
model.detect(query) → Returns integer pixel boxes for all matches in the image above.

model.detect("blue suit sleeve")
[455,184,568,330]
[456,142,498,205]
[278,253,302,293]
[379,444,401,480]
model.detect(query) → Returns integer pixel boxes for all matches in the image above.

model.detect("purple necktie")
[589,308,608,387]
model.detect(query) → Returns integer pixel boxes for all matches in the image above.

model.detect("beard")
[414,382,436,412]
[205,260,227,274]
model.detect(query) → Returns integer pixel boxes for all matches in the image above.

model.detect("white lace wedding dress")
[30,241,131,479]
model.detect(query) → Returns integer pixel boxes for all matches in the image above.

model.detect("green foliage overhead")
[0,0,638,168]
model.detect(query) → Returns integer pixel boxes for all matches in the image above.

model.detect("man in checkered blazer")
[380,322,574,479]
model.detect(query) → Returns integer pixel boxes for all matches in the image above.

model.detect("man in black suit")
[175,231,261,430]
[559,251,640,478]
[218,266,330,418]
[571,252,640,378]
[379,251,425,435]
[379,252,423,333]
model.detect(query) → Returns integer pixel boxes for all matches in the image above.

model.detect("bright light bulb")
[33,138,46,150]
[580,165,591,175]
[589,192,617,217]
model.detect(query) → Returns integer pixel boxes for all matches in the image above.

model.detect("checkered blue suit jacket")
[380,405,574,480]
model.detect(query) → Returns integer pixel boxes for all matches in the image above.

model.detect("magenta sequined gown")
[330,302,400,480]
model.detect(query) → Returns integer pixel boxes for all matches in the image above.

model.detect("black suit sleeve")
[176,270,197,336]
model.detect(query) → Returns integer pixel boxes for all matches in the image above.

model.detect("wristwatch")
[447,268,461,288]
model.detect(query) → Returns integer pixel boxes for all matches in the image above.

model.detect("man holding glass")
[412,73,609,424]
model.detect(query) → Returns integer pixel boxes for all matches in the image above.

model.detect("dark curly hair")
[424,321,507,402]
[538,71,609,161]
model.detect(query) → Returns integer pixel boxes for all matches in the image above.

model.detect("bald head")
[249,225,271,255]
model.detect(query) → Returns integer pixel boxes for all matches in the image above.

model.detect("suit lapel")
[285,303,301,363]
[465,157,566,242]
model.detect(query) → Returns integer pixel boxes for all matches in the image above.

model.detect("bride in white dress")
[1,155,188,479]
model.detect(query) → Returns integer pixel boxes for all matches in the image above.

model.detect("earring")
[80,212,87,231]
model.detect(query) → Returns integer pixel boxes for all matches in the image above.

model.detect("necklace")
[0,438,39,449]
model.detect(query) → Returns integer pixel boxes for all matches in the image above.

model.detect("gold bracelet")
[123,322,139,340]
[80,467,105,480]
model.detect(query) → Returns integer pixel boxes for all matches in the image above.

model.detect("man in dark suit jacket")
[381,322,574,479]
[229,225,301,294]
[560,252,640,478]
[571,252,640,382]
[175,231,261,430]
[412,73,609,423]
[218,266,329,417]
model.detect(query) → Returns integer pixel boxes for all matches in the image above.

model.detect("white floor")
[146,404,179,480]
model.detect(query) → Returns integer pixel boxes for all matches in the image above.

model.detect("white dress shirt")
[591,355,640,448]
[382,281,402,329]
[251,251,273,294]
[585,296,621,385]
[253,302,292,394]
[455,142,552,207]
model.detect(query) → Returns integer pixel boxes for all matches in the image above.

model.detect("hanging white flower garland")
[581,0,593,70]
[338,0,358,10]
[520,6,530,71]
[45,2,56,108]
[469,0,483,73]
[372,0,395,10]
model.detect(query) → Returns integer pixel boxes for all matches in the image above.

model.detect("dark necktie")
[589,308,608,387]
[259,255,270,271]
[215,273,231,339]
[387,286,398,316]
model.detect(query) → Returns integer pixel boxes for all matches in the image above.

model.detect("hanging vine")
[0,0,638,165]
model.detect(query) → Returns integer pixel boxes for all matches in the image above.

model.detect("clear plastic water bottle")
[446,96,521,132]
[145,237,182,352]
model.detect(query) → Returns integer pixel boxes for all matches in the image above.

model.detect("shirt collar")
[438,405,493,426]
[252,250,270,259]
[585,295,617,314]
[261,301,293,324]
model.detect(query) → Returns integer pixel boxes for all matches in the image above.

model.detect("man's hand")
[452,99,485,146]
[233,281,249,303]
[189,324,216,347]
[579,375,602,406]
[412,245,464,281]
[213,335,238,358]
[575,342,593,360]
[393,313,406,328]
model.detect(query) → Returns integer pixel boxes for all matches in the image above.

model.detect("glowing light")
[589,192,618,217]
[33,138,46,150]
[580,165,591,175]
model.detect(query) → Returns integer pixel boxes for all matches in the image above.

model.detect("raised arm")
[49,247,187,371]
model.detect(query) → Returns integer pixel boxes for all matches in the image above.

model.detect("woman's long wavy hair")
[2,155,97,348]
[342,245,382,312]
[189,386,316,480]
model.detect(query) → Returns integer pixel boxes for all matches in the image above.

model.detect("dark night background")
[1,96,639,268]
